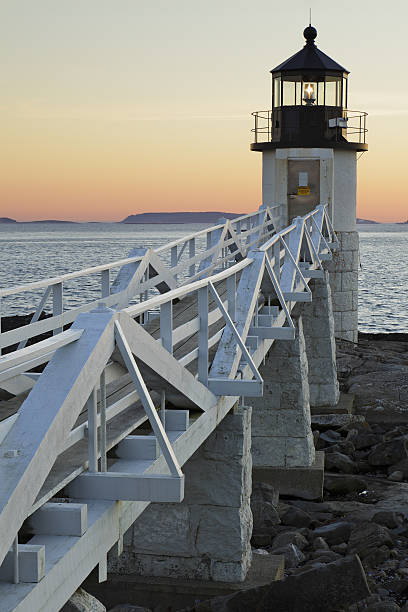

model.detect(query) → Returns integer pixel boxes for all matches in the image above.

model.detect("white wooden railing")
[0,203,337,612]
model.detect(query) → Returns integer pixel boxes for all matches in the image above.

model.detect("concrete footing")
[251,316,315,469]
[108,406,253,583]
[86,552,284,611]
[253,451,325,501]
[298,271,340,407]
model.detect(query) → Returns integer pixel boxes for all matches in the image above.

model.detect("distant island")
[356,218,379,224]
[0,217,17,223]
[397,220,408,224]
[121,212,241,224]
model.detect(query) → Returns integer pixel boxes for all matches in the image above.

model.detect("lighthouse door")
[287,159,320,223]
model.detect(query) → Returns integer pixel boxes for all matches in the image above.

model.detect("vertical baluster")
[227,273,236,322]
[171,245,178,284]
[87,387,98,472]
[13,535,19,584]
[198,286,208,385]
[100,370,107,472]
[189,238,195,277]
[160,390,166,428]
[0,296,2,357]
[101,269,110,298]
[273,241,280,280]
[143,269,148,323]
[160,300,173,354]
[53,282,63,335]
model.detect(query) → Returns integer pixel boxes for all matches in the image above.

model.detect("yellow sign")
[297,186,311,196]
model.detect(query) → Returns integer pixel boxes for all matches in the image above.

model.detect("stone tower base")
[324,230,359,343]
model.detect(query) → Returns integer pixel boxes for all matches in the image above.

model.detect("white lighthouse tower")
[251,25,367,342]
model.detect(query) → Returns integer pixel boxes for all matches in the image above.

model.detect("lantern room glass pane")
[301,81,317,105]
[282,81,296,105]
[342,77,347,108]
[325,76,342,106]
[273,77,281,107]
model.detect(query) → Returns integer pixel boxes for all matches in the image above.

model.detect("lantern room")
[251,25,367,151]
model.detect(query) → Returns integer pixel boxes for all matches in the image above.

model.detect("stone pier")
[325,230,359,343]
[251,316,314,469]
[108,406,253,583]
[297,271,340,407]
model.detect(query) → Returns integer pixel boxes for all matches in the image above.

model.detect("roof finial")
[303,20,317,46]
[309,7,312,26]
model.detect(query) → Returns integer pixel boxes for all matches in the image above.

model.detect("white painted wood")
[248,326,295,340]
[0,545,45,583]
[116,436,158,460]
[0,415,19,445]
[17,285,52,350]
[114,321,183,478]
[165,410,189,432]
[98,555,107,583]
[118,312,216,411]
[87,387,98,473]
[27,503,87,536]
[0,308,116,569]
[197,286,209,386]
[67,472,184,503]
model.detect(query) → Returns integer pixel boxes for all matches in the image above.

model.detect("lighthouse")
[251,24,367,343]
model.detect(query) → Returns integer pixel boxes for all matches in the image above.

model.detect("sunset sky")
[1,0,407,222]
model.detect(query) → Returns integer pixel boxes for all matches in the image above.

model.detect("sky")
[1,0,407,222]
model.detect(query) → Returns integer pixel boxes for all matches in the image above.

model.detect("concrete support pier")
[251,317,314,469]
[298,271,340,407]
[325,230,359,343]
[108,406,253,583]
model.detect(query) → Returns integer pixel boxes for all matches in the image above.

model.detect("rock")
[319,430,341,444]
[368,437,408,466]
[109,607,152,612]
[388,458,408,478]
[312,537,330,551]
[325,451,357,474]
[388,470,404,482]
[348,523,393,564]
[310,550,341,562]
[365,603,401,612]
[271,531,308,551]
[373,511,403,529]
[332,542,348,554]
[353,432,382,450]
[182,555,370,612]
[313,521,352,545]
[281,506,312,528]
[383,578,408,595]
[325,440,356,456]
[251,482,280,536]
[61,588,106,612]
[271,543,305,569]
[324,474,367,495]
[311,414,365,429]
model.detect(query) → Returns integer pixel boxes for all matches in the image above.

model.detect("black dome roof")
[271,26,349,74]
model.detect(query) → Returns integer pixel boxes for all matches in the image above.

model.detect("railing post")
[53,282,63,335]
[87,387,98,473]
[227,273,236,322]
[100,370,107,472]
[101,269,110,298]
[171,246,178,284]
[189,238,195,277]
[273,240,281,280]
[160,300,173,354]
[13,535,19,584]
[198,286,209,386]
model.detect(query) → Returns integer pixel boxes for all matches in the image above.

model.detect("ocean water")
[0,222,407,333]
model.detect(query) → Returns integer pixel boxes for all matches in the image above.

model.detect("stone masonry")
[108,406,253,583]
[324,230,359,343]
[251,317,315,469]
[296,271,340,407]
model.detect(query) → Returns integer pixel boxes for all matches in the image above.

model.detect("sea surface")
[0,222,407,333]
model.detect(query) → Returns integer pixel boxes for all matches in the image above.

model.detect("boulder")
[325,452,357,474]
[348,523,393,564]
[61,588,106,612]
[312,537,330,551]
[311,551,342,563]
[109,607,152,612]
[324,474,367,495]
[182,555,370,612]
[251,482,280,537]
[372,511,403,529]
[365,603,401,612]
[353,432,382,450]
[271,531,308,551]
[280,506,312,528]
[271,543,305,569]
[368,437,408,466]
[325,440,356,456]
[313,521,352,545]
[388,470,404,482]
